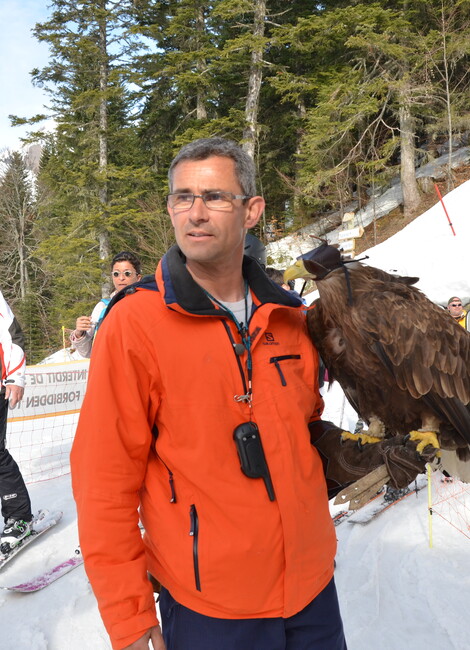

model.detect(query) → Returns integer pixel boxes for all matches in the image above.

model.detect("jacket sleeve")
[69,329,94,358]
[0,291,26,388]
[69,300,105,359]
[70,298,160,649]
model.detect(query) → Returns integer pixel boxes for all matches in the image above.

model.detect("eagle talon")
[409,430,440,456]
[341,431,382,447]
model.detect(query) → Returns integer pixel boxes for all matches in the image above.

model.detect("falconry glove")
[309,420,438,504]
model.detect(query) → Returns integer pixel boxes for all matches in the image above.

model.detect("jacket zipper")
[153,450,177,503]
[221,320,249,396]
[270,354,301,386]
[189,504,201,591]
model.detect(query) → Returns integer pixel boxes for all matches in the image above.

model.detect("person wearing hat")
[446,297,470,331]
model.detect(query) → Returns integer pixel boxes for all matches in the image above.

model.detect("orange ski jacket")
[71,246,337,650]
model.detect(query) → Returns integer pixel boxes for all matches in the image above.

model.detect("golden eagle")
[284,243,470,492]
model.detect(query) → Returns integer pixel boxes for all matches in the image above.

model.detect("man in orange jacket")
[71,138,435,650]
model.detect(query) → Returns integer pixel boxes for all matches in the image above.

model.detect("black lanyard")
[203,280,253,406]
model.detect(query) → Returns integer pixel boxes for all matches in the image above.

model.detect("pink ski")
[3,552,83,592]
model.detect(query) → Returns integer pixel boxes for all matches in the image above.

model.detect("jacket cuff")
[111,607,159,650]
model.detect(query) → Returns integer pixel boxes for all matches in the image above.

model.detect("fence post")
[427,463,433,548]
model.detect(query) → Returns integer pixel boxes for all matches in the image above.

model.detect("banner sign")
[7,359,90,422]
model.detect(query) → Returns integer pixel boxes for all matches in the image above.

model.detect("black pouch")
[233,422,275,501]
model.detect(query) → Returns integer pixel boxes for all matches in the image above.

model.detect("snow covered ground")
[2,180,470,649]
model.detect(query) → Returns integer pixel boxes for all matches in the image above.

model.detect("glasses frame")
[167,191,251,212]
[112,270,136,278]
[449,303,462,307]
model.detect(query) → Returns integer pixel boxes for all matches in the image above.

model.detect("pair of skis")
[0,509,83,593]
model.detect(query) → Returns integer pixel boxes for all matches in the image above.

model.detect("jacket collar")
[158,245,302,316]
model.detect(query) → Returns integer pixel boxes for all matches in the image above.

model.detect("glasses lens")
[168,193,194,210]
[113,270,134,277]
[203,191,232,209]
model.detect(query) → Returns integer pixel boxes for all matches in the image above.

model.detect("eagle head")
[284,243,343,284]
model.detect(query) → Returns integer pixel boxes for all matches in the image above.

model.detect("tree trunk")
[196,5,207,120]
[99,3,111,297]
[18,197,30,299]
[242,0,266,160]
[440,2,454,189]
[399,84,421,217]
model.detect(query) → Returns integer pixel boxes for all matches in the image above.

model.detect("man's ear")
[244,196,265,229]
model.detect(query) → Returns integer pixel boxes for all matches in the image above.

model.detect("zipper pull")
[168,471,176,503]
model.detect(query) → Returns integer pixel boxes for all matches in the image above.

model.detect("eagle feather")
[285,244,470,466]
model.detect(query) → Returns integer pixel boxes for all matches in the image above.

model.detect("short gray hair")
[168,137,257,197]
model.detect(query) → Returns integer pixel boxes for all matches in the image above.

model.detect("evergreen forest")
[1,0,470,361]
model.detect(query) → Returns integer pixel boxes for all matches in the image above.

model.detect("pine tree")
[0,152,36,300]
[271,2,437,218]
[0,151,52,361]
[19,0,156,336]
[420,0,470,187]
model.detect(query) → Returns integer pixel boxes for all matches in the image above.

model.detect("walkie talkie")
[233,422,275,501]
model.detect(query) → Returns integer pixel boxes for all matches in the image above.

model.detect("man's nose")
[189,195,209,221]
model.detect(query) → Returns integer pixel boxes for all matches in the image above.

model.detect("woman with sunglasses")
[71,251,142,358]
[446,296,470,331]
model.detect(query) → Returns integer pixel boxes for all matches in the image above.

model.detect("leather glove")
[309,420,438,501]
[378,434,437,489]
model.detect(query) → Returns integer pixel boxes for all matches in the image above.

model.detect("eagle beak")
[283,259,312,283]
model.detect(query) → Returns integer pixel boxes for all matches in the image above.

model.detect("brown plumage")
[285,243,470,463]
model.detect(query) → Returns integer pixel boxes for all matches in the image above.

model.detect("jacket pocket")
[189,504,201,591]
[270,354,301,386]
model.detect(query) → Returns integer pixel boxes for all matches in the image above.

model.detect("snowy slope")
[2,181,470,649]
[269,179,470,307]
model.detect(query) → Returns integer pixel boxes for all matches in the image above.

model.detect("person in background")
[266,266,291,290]
[0,291,33,553]
[71,137,436,650]
[266,266,306,303]
[70,251,142,358]
[446,296,469,331]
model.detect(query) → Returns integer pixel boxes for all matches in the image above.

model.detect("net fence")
[6,358,89,484]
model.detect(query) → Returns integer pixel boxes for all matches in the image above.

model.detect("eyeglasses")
[167,191,251,212]
[112,270,135,278]
[450,303,462,307]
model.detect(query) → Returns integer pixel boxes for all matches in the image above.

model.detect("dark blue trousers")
[159,577,347,650]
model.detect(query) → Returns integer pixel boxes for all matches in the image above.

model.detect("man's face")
[448,299,463,318]
[168,156,264,268]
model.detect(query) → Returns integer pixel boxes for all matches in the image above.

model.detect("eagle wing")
[308,268,470,451]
